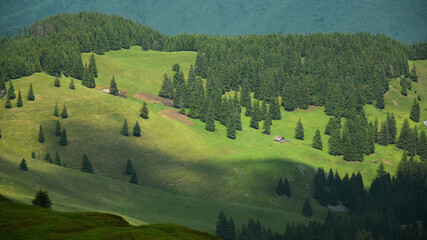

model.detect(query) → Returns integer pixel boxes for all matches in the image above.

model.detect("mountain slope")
[0,0,426,44]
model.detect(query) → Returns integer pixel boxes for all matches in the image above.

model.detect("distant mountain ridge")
[0,0,426,44]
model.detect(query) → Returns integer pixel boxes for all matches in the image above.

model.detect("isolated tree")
[88,53,98,77]
[295,118,304,140]
[140,101,149,119]
[262,111,272,135]
[19,158,27,171]
[5,99,11,109]
[121,119,129,136]
[17,90,23,107]
[60,105,68,118]
[53,151,61,166]
[32,189,52,209]
[81,154,94,174]
[312,128,323,150]
[39,125,45,143]
[54,120,61,136]
[133,121,141,137]
[125,159,133,175]
[276,178,284,196]
[31,151,36,159]
[44,152,52,163]
[69,78,75,89]
[53,103,59,117]
[110,76,119,96]
[59,129,68,146]
[283,178,292,197]
[27,84,35,101]
[54,76,60,87]
[130,170,138,184]
[409,98,420,122]
[302,198,313,217]
[7,80,15,99]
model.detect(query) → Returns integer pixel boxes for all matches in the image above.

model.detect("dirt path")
[134,92,173,107]
[159,109,194,126]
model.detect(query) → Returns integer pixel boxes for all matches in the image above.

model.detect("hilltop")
[0,0,426,44]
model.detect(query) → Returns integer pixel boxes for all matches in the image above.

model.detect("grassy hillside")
[0,47,425,233]
[0,0,425,44]
[0,195,220,240]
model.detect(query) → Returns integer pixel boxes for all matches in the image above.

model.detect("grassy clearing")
[0,46,425,233]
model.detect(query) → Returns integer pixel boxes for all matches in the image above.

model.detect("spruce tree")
[366,122,375,154]
[53,103,59,117]
[54,151,61,165]
[59,129,68,146]
[302,198,313,217]
[130,170,138,184]
[205,102,215,132]
[249,101,260,129]
[328,129,342,156]
[244,100,252,117]
[69,78,75,89]
[121,119,129,136]
[276,178,284,196]
[19,158,27,171]
[54,76,60,87]
[27,84,35,101]
[44,152,52,163]
[378,121,389,146]
[125,159,133,175]
[55,120,61,136]
[387,113,397,144]
[295,118,304,140]
[5,99,11,108]
[89,53,98,77]
[260,101,267,120]
[374,117,379,143]
[410,63,418,82]
[60,105,68,118]
[32,189,52,209]
[7,80,15,100]
[262,110,272,135]
[31,151,36,159]
[159,73,171,98]
[240,79,251,108]
[282,81,296,111]
[110,76,119,96]
[312,128,323,150]
[269,97,281,120]
[283,178,291,197]
[418,130,427,160]
[81,154,94,173]
[226,115,236,139]
[140,101,149,119]
[215,211,229,239]
[133,121,141,137]
[17,90,23,107]
[409,98,420,122]
[375,83,385,109]
[400,84,407,96]
[39,125,45,143]
[397,119,412,150]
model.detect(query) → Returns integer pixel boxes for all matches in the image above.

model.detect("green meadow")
[0,46,425,233]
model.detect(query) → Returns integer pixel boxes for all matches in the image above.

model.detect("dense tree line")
[407,42,427,60]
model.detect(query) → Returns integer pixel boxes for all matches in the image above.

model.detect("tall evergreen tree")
[374,117,379,143]
[216,211,229,240]
[133,121,141,137]
[53,103,59,117]
[409,63,418,82]
[32,189,52,209]
[375,82,385,109]
[55,120,61,136]
[5,99,11,109]
[140,101,149,119]
[121,119,129,136]
[328,129,342,156]
[312,128,323,150]
[409,98,420,122]
[269,97,281,120]
[397,119,412,150]
[366,121,376,154]
[59,129,67,146]
[27,84,35,101]
[130,170,138,184]
[283,178,291,197]
[378,121,389,146]
[276,178,284,196]
[282,81,296,111]
[158,73,173,98]
[400,84,407,96]
[60,105,68,118]
[250,101,260,129]
[54,76,60,87]
[19,158,28,171]
[17,90,23,107]
[302,198,313,217]
[39,125,45,143]
[418,130,427,160]
[69,78,75,89]
[260,101,267,120]
[195,51,207,78]
[226,114,236,139]
[205,101,215,132]
[109,76,119,96]
[54,151,61,166]
[125,159,133,175]
[88,53,98,77]
[7,80,15,100]
[81,154,94,174]
[262,110,272,135]
[387,113,397,144]
[244,99,252,117]
[295,118,304,140]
